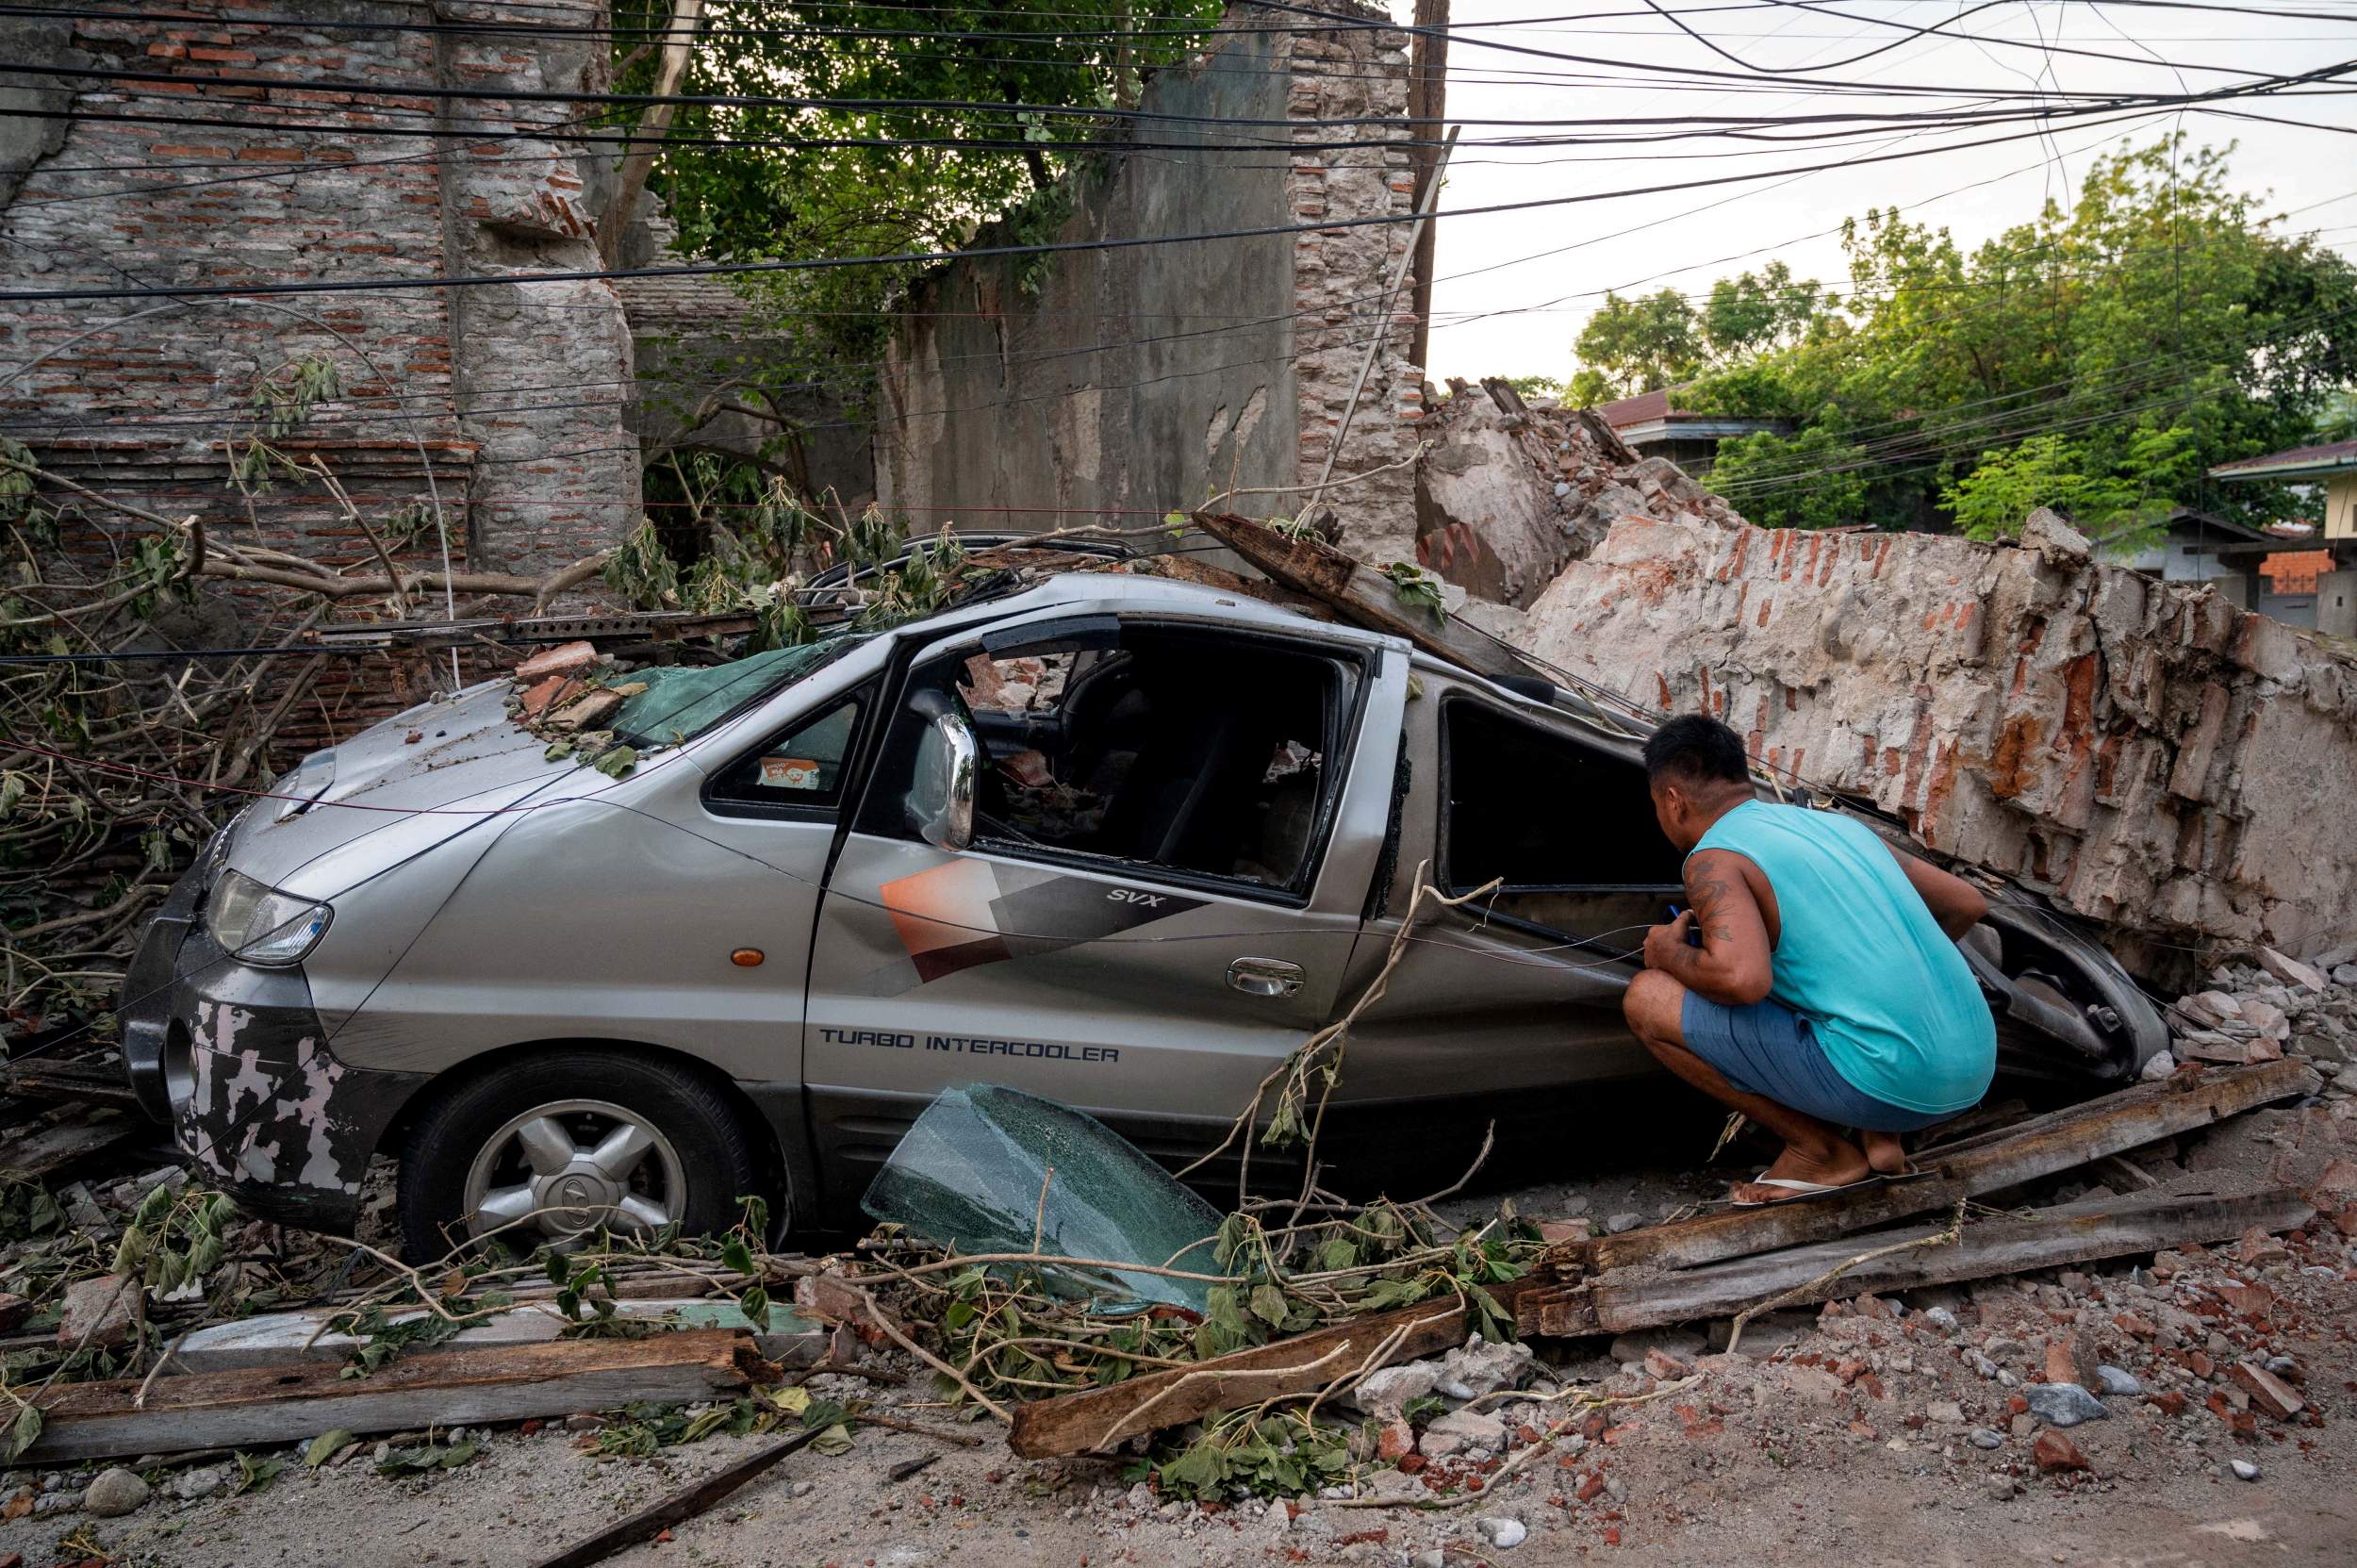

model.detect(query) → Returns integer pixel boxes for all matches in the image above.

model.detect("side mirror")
[904,692,978,852]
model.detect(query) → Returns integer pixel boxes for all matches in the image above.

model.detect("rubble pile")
[2167,944,2357,1075]
[1475,501,2357,982]
[1409,380,1748,610]
[1402,384,2357,978]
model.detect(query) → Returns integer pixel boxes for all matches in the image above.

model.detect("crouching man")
[1622,714,1995,1205]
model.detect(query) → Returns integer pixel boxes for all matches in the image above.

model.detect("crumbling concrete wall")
[1414,384,1747,609]
[1512,508,2357,981]
[873,1,1423,560]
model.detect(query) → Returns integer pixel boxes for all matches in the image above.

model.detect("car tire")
[397,1049,758,1263]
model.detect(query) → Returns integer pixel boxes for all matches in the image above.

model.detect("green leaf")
[736,1194,769,1239]
[304,1429,355,1468]
[944,1301,977,1331]
[1157,1439,1228,1498]
[544,1252,571,1288]
[592,745,639,779]
[810,1422,855,1457]
[1248,1281,1290,1327]
[6,1402,40,1462]
[134,1182,173,1227]
[738,1284,771,1334]
[719,1237,757,1277]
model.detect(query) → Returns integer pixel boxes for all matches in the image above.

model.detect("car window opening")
[1442,700,1686,942]
[706,694,867,813]
[909,631,1350,892]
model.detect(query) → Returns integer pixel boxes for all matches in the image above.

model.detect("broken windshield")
[863,1084,1222,1312]
[609,635,867,750]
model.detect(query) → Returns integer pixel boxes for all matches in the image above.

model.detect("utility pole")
[1406,0,1450,375]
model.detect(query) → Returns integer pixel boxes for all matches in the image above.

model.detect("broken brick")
[2032,1431,2090,1473]
[2148,1392,2187,1417]
[1644,1347,1693,1381]
[519,673,584,720]
[2217,1283,2274,1320]
[514,639,600,684]
[2228,1362,2305,1419]
[2236,1227,2291,1266]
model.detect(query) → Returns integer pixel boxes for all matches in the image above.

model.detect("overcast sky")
[1413,0,2357,385]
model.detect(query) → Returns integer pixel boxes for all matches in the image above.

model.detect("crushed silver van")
[119,569,2167,1255]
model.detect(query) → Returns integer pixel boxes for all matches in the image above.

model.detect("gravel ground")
[4,1084,2350,1568]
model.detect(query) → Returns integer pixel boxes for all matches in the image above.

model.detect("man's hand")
[1651,850,1776,1006]
[1643,910,1697,974]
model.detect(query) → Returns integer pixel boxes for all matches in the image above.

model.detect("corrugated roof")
[2209,436,2357,478]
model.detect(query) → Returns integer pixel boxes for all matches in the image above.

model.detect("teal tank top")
[1691,801,1995,1116]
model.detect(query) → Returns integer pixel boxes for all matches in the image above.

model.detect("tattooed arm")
[1641,849,1775,1005]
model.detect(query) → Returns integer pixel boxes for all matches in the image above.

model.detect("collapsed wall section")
[872,1,1423,558]
[1512,509,2357,980]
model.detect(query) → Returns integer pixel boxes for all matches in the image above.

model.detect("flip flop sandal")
[1728,1175,1886,1209]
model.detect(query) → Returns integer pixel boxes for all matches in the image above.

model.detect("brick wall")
[0,0,638,763]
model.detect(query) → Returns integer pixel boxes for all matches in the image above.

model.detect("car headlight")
[206,869,332,966]
[273,749,338,821]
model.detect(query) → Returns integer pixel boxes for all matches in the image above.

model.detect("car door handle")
[1227,957,1305,998]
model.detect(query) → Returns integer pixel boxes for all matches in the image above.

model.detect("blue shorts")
[1678,993,1953,1133]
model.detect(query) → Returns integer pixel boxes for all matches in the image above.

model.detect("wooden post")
[1406,0,1450,375]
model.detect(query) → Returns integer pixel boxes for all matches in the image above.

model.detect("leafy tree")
[1941,426,2197,542]
[1570,261,1835,400]
[608,0,1226,439]
[1580,139,2357,533]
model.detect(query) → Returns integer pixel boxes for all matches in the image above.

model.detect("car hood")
[224,678,597,897]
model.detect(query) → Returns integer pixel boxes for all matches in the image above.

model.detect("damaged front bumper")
[120,850,425,1234]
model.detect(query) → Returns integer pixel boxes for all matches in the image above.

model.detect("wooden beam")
[527,1428,822,1568]
[1556,1059,2315,1277]
[1522,1181,2312,1337]
[1007,1278,1541,1460]
[1188,512,1534,684]
[0,1113,143,1180]
[22,1329,763,1463]
[0,1060,143,1113]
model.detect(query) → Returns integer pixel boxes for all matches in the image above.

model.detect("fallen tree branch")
[851,1284,1012,1426]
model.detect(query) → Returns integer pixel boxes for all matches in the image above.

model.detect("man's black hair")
[1642,712,1751,788]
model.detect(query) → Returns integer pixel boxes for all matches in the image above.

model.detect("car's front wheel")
[397,1049,758,1262]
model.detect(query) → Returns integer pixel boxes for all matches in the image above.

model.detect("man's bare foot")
[1728,1140,1871,1204]
[1861,1131,1912,1176]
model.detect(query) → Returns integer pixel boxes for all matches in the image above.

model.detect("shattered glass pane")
[863,1084,1221,1312]
[610,636,865,749]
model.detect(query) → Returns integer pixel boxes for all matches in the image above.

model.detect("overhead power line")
[0,93,2330,306]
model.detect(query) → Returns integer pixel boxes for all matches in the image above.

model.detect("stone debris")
[1406,394,2357,976]
[81,1467,148,1518]
[1498,502,2357,978]
[1412,381,1748,612]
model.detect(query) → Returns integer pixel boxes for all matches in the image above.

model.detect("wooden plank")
[1188,512,1535,683]
[527,1428,823,1568]
[22,1329,761,1462]
[1006,1277,1542,1460]
[1559,1059,2316,1276]
[0,1060,143,1112]
[1525,1181,2311,1336]
[0,1112,143,1179]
